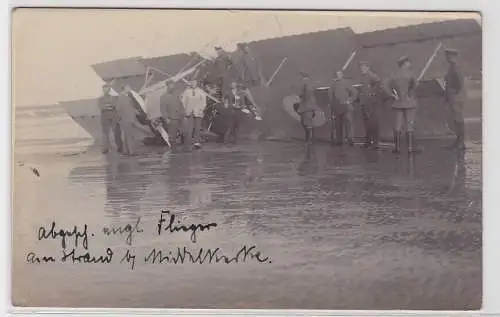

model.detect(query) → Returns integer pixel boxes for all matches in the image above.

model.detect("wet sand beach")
[12,110,482,310]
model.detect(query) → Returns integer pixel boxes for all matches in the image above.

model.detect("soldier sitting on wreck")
[223,82,256,143]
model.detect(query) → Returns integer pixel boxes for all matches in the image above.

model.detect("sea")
[12,104,482,310]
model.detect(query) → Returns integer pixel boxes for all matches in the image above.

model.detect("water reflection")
[242,153,265,186]
[363,148,381,164]
[53,140,481,309]
[104,155,149,217]
[407,153,416,177]
[297,145,318,176]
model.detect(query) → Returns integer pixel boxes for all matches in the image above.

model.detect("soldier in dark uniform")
[294,72,317,145]
[384,56,422,154]
[329,70,358,146]
[213,46,234,98]
[443,48,466,151]
[98,83,123,154]
[233,42,263,87]
[359,61,383,149]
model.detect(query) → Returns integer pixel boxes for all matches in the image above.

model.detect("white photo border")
[3,0,498,316]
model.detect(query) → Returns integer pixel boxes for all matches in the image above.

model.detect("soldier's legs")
[394,109,405,133]
[121,122,136,155]
[193,116,202,147]
[302,111,315,144]
[100,110,114,153]
[183,116,194,148]
[334,113,344,145]
[113,119,123,152]
[167,118,181,147]
[300,116,309,143]
[370,104,380,146]
[345,110,354,146]
[362,106,372,147]
[447,100,466,150]
[404,108,422,153]
[392,109,404,153]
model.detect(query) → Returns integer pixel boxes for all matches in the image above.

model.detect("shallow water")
[12,111,482,310]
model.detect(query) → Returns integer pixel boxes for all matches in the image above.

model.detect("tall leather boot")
[334,117,344,146]
[363,124,371,148]
[455,121,466,151]
[371,122,380,150]
[307,128,314,145]
[392,130,401,154]
[407,131,422,153]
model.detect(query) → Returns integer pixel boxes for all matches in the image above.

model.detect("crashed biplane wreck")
[60,18,481,146]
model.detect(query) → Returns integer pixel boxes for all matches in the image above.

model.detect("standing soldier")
[115,84,141,156]
[213,46,234,99]
[329,70,358,146]
[359,61,383,149]
[98,82,123,154]
[294,72,317,145]
[233,43,263,87]
[443,48,466,151]
[384,56,422,154]
[160,81,185,149]
[224,82,247,143]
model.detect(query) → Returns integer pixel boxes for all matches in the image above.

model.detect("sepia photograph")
[12,8,482,310]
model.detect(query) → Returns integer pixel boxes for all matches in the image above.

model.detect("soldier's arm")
[369,71,381,86]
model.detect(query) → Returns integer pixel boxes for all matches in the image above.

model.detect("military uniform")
[359,62,383,148]
[329,77,358,146]
[233,43,263,87]
[223,85,249,143]
[384,56,421,153]
[160,86,185,148]
[213,47,235,97]
[115,90,140,156]
[295,73,317,144]
[444,48,466,150]
[98,87,123,154]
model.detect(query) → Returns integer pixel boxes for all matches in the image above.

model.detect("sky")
[11,9,480,107]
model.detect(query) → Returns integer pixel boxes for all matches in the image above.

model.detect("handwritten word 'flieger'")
[157,210,217,243]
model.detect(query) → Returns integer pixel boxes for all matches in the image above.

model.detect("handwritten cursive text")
[38,221,89,250]
[144,245,271,265]
[61,248,114,264]
[103,217,143,245]
[157,210,217,243]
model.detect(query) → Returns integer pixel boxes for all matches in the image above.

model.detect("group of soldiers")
[98,44,263,155]
[99,44,467,156]
[295,47,466,154]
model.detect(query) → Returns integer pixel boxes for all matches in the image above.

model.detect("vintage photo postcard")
[12,8,482,310]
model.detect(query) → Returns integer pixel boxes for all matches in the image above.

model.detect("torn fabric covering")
[109,88,119,96]
[144,86,168,119]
